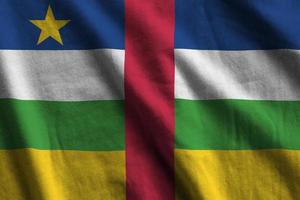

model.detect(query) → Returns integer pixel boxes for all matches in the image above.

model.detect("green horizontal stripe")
[176,99,300,150]
[0,99,124,151]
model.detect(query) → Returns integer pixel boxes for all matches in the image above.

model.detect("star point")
[30,5,70,45]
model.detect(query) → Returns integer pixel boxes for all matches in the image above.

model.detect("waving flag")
[0,0,299,199]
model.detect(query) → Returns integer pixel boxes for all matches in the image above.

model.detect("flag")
[0,0,300,199]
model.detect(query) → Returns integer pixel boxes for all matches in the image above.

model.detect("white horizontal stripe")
[0,49,124,101]
[175,49,300,100]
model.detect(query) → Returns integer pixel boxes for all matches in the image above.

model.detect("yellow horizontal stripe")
[0,149,125,200]
[176,149,300,200]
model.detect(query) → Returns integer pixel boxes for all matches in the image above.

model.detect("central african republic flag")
[0,0,300,199]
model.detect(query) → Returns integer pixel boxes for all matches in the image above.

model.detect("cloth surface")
[0,0,299,199]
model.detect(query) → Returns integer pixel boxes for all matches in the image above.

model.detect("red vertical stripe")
[125,0,175,199]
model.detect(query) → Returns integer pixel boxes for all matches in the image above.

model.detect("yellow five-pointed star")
[30,5,70,45]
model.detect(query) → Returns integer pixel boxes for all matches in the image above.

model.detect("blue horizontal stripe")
[0,0,124,50]
[175,0,300,50]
